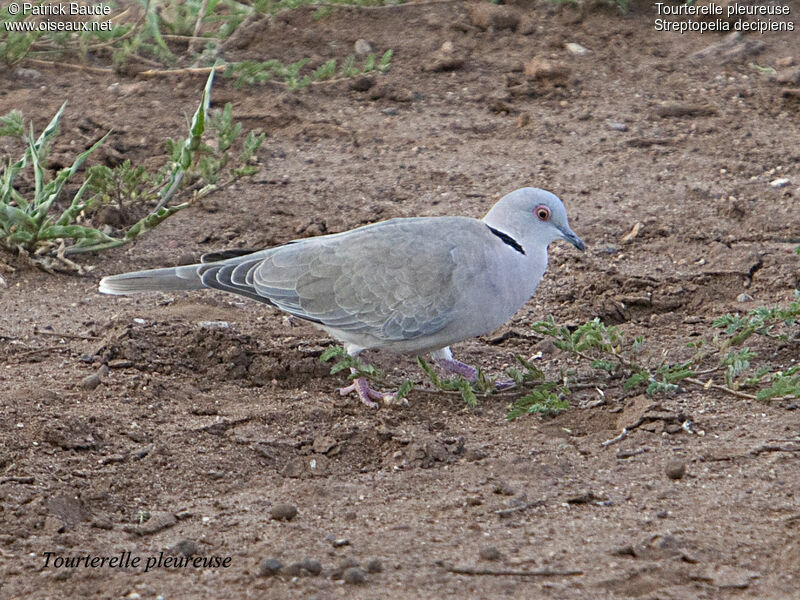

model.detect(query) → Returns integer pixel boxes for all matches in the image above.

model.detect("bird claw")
[495,379,516,391]
[339,377,391,408]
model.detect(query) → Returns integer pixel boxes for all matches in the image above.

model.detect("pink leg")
[339,375,392,408]
[434,357,515,390]
[434,358,478,381]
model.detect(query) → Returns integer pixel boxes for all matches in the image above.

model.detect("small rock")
[90,515,113,530]
[173,540,198,557]
[343,567,366,585]
[423,42,465,73]
[516,113,530,128]
[737,293,754,303]
[270,503,298,521]
[312,435,338,454]
[565,42,589,56]
[301,558,323,576]
[479,546,503,561]
[566,490,607,505]
[665,460,686,480]
[14,67,42,80]
[197,321,230,330]
[607,122,628,132]
[258,558,283,577]
[354,39,373,56]
[621,222,643,243]
[469,3,519,30]
[81,374,101,391]
[349,76,374,92]
[108,359,133,368]
[523,57,570,85]
[330,557,359,579]
[365,558,383,573]
[132,511,177,535]
[776,56,795,67]
[770,177,790,189]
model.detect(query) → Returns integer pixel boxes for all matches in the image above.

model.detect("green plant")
[0,6,40,67]
[320,346,414,401]
[505,355,570,418]
[251,0,403,15]
[416,357,490,407]
[530,294,800,406]
[225,49,392,90]
[0,71,262,271]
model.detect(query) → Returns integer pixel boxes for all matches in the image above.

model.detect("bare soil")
[2,1,800,598]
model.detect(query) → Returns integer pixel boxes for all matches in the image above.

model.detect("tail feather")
[99,264,205,295]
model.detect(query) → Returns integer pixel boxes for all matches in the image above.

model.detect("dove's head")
[483,187,585,252]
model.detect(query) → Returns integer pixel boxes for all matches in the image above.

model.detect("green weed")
[0,71,263,271]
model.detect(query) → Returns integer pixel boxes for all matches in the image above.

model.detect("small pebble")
[365,558,383,573]
[607,122,628,132]
[565,42,590,56]
[737,293,754,303]
[665,460,686,480]
[14,67,42,80]
[108,359,132,368]
[354,39,373,56]
[270,503,298,521]
[770,177,790,188]
[173,540,198,556]
[258,558,283,577]
[81,374,101,391]
[479,546,503,561]
[343,567,366,585]
[301,558,323,576]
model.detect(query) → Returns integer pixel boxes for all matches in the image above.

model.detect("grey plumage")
[100,187,585,406]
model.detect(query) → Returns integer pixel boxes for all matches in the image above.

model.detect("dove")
[99,187,585,407]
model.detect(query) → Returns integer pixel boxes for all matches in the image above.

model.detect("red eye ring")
[534,205,551,221]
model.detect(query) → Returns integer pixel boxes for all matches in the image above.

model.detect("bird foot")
[495,379,516,391]
[339,377,394,408]
[434,358,515,391]
[434,358,478,381]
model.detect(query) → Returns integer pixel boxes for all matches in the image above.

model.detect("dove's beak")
[560,227,585,252]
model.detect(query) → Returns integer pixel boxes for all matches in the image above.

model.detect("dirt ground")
[2,1,800,598]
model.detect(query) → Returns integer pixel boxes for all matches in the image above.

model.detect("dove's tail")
[99,264,205,295]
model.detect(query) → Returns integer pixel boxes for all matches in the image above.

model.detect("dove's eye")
[535,205,551,221]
